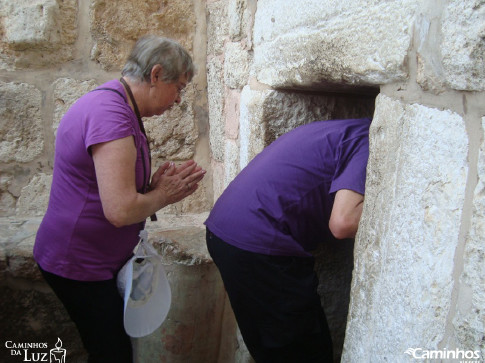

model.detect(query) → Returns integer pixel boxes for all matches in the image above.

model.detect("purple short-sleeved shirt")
[34,80,150,281]
[205,118,371,257]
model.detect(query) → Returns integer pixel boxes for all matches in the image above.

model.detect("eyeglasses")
[176,83,186,97]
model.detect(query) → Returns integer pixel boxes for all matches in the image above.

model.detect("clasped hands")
[150,160,206,207]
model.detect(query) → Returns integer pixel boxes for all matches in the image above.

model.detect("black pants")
[207,229,333,363]
[39,266,132,363]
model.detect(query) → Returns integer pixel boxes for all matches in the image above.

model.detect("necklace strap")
[119,77,148,136]
[119,77,157,222]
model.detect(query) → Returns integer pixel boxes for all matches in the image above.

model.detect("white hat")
[117,232,171,338]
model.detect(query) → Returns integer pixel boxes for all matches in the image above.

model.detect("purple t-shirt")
[34,80,150,281]
[205,118,371,257]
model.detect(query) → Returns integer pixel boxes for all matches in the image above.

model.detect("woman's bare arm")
[329,189,364,239]
[92,136,205,227]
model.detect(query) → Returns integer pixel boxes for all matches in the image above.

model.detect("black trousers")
[38,266,132,363]
[207,229,333,363]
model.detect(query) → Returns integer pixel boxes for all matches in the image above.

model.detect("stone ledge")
[0,213,210,281]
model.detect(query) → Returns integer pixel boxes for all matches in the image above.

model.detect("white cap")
[117,234,171,338]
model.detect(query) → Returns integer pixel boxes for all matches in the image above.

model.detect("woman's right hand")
[150,160,206,207]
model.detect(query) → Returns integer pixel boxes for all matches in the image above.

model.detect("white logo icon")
[49,338,66,363]
[404,348,422,359]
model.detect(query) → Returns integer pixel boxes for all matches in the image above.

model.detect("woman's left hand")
[150,160,206,207]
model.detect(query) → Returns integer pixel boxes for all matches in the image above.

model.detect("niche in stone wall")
[243,85,378,361]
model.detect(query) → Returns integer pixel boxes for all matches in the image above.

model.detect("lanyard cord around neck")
[119,77,157,222]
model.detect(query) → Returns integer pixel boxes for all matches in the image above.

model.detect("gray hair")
[121,35,194,83]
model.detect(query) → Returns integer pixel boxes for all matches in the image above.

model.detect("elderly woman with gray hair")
[34,35,205,362]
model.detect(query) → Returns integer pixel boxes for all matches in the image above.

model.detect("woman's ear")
[150,64,164,85]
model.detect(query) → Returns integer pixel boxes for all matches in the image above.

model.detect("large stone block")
[0,82,43,163]
[453,116,485,358]
[252,0,419,90]
[0,0,77,70]
[89,0,195,71]
[441,0,485,91]
[343,95,468,362]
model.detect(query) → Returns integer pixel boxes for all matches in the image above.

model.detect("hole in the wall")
[265,86,377,362]
[263,87,378,146]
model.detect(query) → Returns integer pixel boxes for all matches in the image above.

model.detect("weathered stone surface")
[89,0,195,71]
[0,82,43,163]
[146,213,208,231]
[228,0,252,42]
[224,139,239,188]
[150,226,210,265]
[145,86,198,162]
[0,243,6,281]
[239,86,376,168]
[314,238,354,362]
[225,89,241,140]
[441,0,485,91]
[6,235,40,282]
[252,0,418,90]
[144,85,210,214]
[207,0,228,57]
[343,95,468,362]
[0,0,77,70]
[224,42,250,89]
[207,57,226,162]
[211,160,225,201]
[239,87,269,168]
[0,175,15,217]
[133,261,227,362]
[453,116,485,358]
[53,78,98,133]
[16,173,52,217]
[415,9,447,94]
[171,183,211,215]
[0,218,41,280]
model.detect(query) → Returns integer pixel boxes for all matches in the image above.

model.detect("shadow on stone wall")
[313,238,354,363]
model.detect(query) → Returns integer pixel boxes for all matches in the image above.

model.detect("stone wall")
[207,0,484,362]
